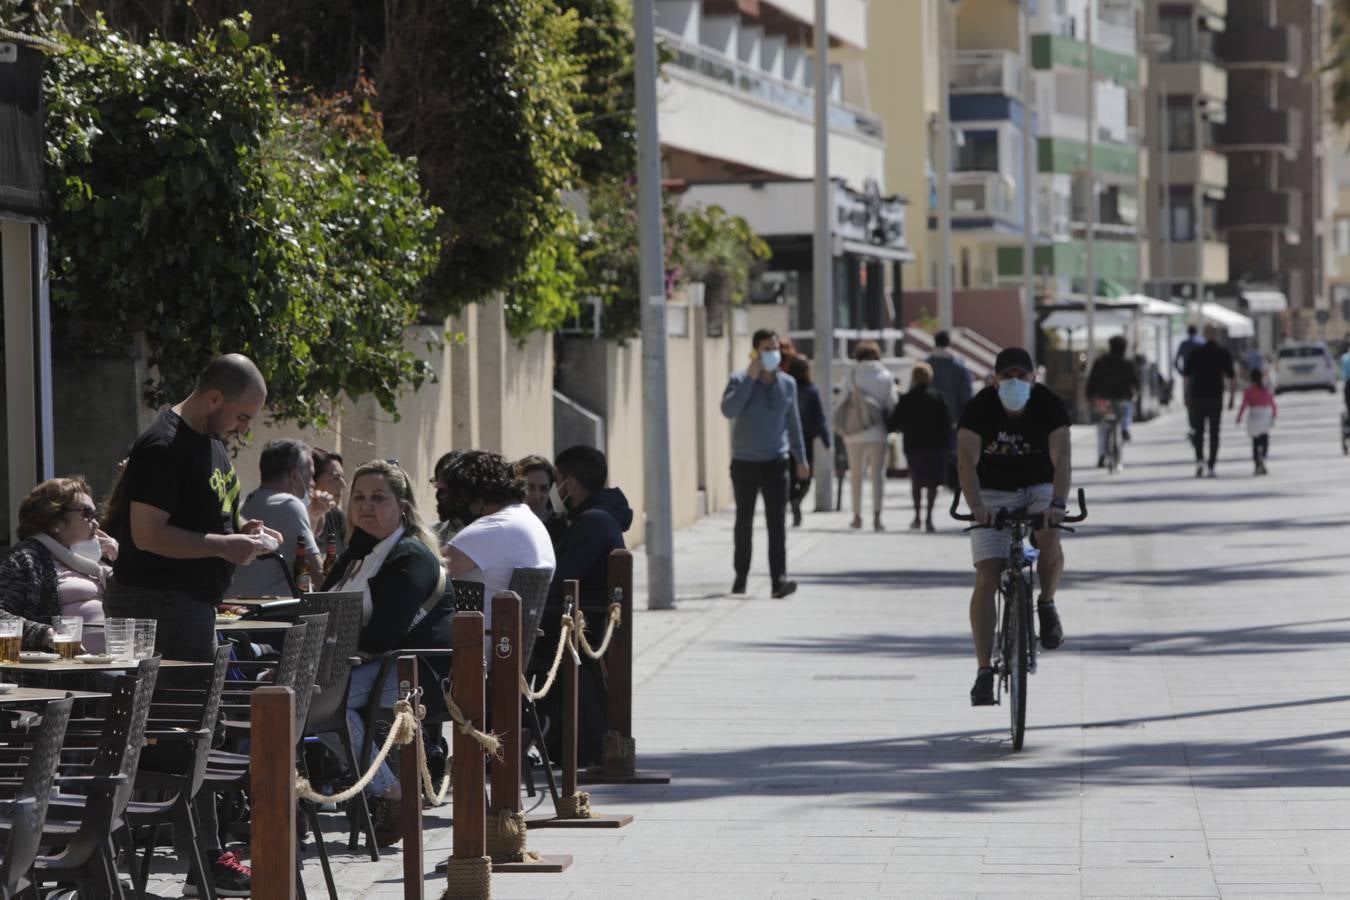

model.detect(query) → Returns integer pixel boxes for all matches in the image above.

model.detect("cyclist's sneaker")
[1037,601,1064,650]
[970,668,996,706]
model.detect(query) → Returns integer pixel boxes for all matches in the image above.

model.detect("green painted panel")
[997,241,1139,282]
[1037,137,1137,176]
[1030,33,1138,85]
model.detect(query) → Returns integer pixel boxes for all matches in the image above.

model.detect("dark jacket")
[547,487,633,613]
[795,381,831,453]
[927,352,973,423]
[1087,352,1140,401]
[319,529,449,656]
[888,386,952,453]
[0,538,59,648]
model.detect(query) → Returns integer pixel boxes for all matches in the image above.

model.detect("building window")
[1166,98,1194,152]
[1337,218,1350,257]
[955,130,999,172]
[1169,198,1194,242]
[1159,7,1194,62]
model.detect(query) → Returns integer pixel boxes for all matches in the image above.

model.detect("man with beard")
[104,353,279,896]
[430,450,464,545]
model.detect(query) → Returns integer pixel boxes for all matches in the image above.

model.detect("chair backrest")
[0,697,72,895]
[300,591,363,697]
[93,659,160,817]
[508,567,553,664]
[288,613,329,731]
[452,579,486,612]
[271,620,311,690]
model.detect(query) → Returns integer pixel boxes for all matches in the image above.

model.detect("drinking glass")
[104,618,133,661]
[51,616,83,659]
[0,616,20,663]
[133,619,158,660]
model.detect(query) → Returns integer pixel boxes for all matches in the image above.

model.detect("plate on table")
[75,654,116,664]
[215,614,240,624]
[19,651,58,662]
[0,683,14,693]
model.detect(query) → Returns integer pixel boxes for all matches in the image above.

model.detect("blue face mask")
[997,378,1032,412]
[758,350,782,371]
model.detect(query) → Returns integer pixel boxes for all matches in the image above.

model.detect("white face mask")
[548,483,567,516]
[71,538,103,562]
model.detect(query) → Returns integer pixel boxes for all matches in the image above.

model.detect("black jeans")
[1252,434,1270,462]
[731,458,790,582]
[1189,397,1223,467]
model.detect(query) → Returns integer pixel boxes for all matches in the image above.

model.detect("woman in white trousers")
[842,341,896,531]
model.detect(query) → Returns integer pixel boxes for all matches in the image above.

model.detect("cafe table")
[0,658,213,674]
[0,686,110,705]
[220,597,285,607]
[214,619,294,632]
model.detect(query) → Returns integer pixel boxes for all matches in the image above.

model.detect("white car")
[1274,342,1337,394]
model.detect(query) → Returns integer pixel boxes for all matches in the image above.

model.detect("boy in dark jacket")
[540,445,633,766]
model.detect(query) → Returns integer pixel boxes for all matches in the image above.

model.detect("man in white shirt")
[441,450,555,628]
[227,439,323,597]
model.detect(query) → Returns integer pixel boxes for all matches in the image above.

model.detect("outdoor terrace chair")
[0,696,73,899]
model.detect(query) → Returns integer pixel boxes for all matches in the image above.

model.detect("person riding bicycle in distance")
[1086,335,1140,468]
[958,347,1072,706]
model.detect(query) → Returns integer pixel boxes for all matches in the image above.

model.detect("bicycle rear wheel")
[1107,419,1120,474]
[1005,577,1030,750]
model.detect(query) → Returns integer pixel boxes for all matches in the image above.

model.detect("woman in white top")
[840,341,897,530]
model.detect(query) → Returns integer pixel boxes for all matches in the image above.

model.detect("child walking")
[1235,368,1277,475]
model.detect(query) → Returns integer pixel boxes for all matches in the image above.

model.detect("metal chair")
[0,697,73,899]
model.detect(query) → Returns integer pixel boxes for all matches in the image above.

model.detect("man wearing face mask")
[721,329,811,598]
[226,439,323,598]
[957,347,1072,707]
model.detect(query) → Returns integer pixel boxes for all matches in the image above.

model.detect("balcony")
[1214,108,1302,152]
[1166,150,1229,189]
[1158,59,1227,103]
[1219,25,1302,72]
[951,50,1022,98]
[947,173,1019,227]
[1218,188,1303,231]
[1157,239,1230,285]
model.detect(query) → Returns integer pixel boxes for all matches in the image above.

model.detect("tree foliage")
[40,19,439,426]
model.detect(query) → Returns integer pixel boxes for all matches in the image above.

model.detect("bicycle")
[951,488,1088,750]
[1094,399,1124,474]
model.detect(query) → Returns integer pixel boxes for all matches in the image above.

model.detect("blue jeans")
[346,660,399,797]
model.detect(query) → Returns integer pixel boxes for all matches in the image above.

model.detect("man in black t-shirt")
[957,347,1072,706]
[1183,324,1236,478]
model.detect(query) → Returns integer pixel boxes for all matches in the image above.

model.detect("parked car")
[1274,341,1337,394]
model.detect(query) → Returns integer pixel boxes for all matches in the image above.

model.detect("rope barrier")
[575,603,622,661]
[519,612,574,701]
[600,729,637,777]
[485,807,541,864]
[295,699,420,804]
[438,855,492,900]
[555,790,598,820]
[0,27,65,53]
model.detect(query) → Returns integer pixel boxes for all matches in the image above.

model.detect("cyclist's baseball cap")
[994,347,1035,376]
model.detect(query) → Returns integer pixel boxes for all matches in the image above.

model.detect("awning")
[837,238,916,263]
[1199,302,1255,338]
[1240,289,1288,314]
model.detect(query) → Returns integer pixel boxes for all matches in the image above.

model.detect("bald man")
[1182,324,1237,477]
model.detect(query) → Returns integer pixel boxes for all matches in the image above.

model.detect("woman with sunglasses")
[0,476,118,651]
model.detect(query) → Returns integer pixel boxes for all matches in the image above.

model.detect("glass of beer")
[51,616,83,659]
[0,616,20,663]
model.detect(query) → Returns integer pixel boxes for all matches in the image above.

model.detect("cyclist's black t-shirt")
[959,384,1071,491]
[1184,341,1235,400]
[109,409,242,603]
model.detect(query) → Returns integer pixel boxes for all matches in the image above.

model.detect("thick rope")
[575,603,622,661]
[438,855,492,900]
[519,613,574,701]
[601,729,637,777]
[555,790,598,820]
[296,699,420,804]
[0,27,65,53]
[485,807,541,864]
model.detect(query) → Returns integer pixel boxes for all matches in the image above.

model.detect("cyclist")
[957,347,1072,706]
[1086,335,1140,468]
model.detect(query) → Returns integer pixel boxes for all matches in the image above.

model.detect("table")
[220,597,287,607]
[214,620,294,632]
[0,686,109,705]
[0,658,212,674]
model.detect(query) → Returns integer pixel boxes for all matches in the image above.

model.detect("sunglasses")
[64,506,98,521]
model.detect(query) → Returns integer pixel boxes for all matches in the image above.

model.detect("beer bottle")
[293,536,313,595]
[322,536,338,580]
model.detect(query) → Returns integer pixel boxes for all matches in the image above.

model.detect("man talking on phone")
[721,329,811,598]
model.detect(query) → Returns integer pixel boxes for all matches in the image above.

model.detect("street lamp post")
[812,0,835,511]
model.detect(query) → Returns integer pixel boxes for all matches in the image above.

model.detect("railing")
[951,50,1022,97]
[1219,24,1303,71]
[1219,188,1303,231]
[1214,108,1303,151]
[1094,16,1136,58]
[656,28,884,141]
[950,172,1018,221]
[1037,191,1071,240]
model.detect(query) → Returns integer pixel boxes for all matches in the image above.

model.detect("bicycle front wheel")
[1005,577,1030,750]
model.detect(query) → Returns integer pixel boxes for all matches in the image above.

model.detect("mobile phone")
[749,349,760,362]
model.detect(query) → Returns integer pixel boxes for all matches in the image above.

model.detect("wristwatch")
[1050,498,1068,510]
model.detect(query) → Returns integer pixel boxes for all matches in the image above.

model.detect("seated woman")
[0,476,117,653]
[319,459,447,845]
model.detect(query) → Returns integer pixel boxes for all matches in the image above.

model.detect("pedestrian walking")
[787,355,831,528]
[837,341,896,531]
[887,362,950,532]
[1184,324,1237,478]
[721,329,810,598]
[1235,368,1277,476]
[927,331,973,488]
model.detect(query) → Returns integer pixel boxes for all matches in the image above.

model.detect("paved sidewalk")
[151,392,1350,898]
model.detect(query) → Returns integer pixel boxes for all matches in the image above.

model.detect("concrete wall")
[903,288,1024,350]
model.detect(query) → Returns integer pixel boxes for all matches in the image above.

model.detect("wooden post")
[397,655,424,900]
[490,591,570,872]
[250,686,296,900]
[579,549,671,786]
[451,612,486,861]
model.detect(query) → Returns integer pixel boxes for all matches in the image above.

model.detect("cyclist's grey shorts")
[971,484,1055,566]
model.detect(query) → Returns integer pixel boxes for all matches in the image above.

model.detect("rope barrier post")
[398,655,425,900]
[439,612,491,900]
[530,581,632,830]
[489,591,571,873]
[580,549,671,786]
[251,686,296,900]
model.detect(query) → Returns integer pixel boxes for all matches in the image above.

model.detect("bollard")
[440,612,491,900]
[530,581,632,829]
[579,549,672,786]
[251,686,296,900]
[398,655,425,900]
[487,592,571,873]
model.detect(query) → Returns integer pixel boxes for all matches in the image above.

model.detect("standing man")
[1184,324,1237,478]
[720,329,810,599]
[104,352,276,896]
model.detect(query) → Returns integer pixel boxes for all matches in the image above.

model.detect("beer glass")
[104,618,133,661]
[0,616,20,663]
[133,619,157,660]
[51,616,83,659]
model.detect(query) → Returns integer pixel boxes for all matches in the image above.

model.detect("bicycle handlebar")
[949,487,1088,529]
